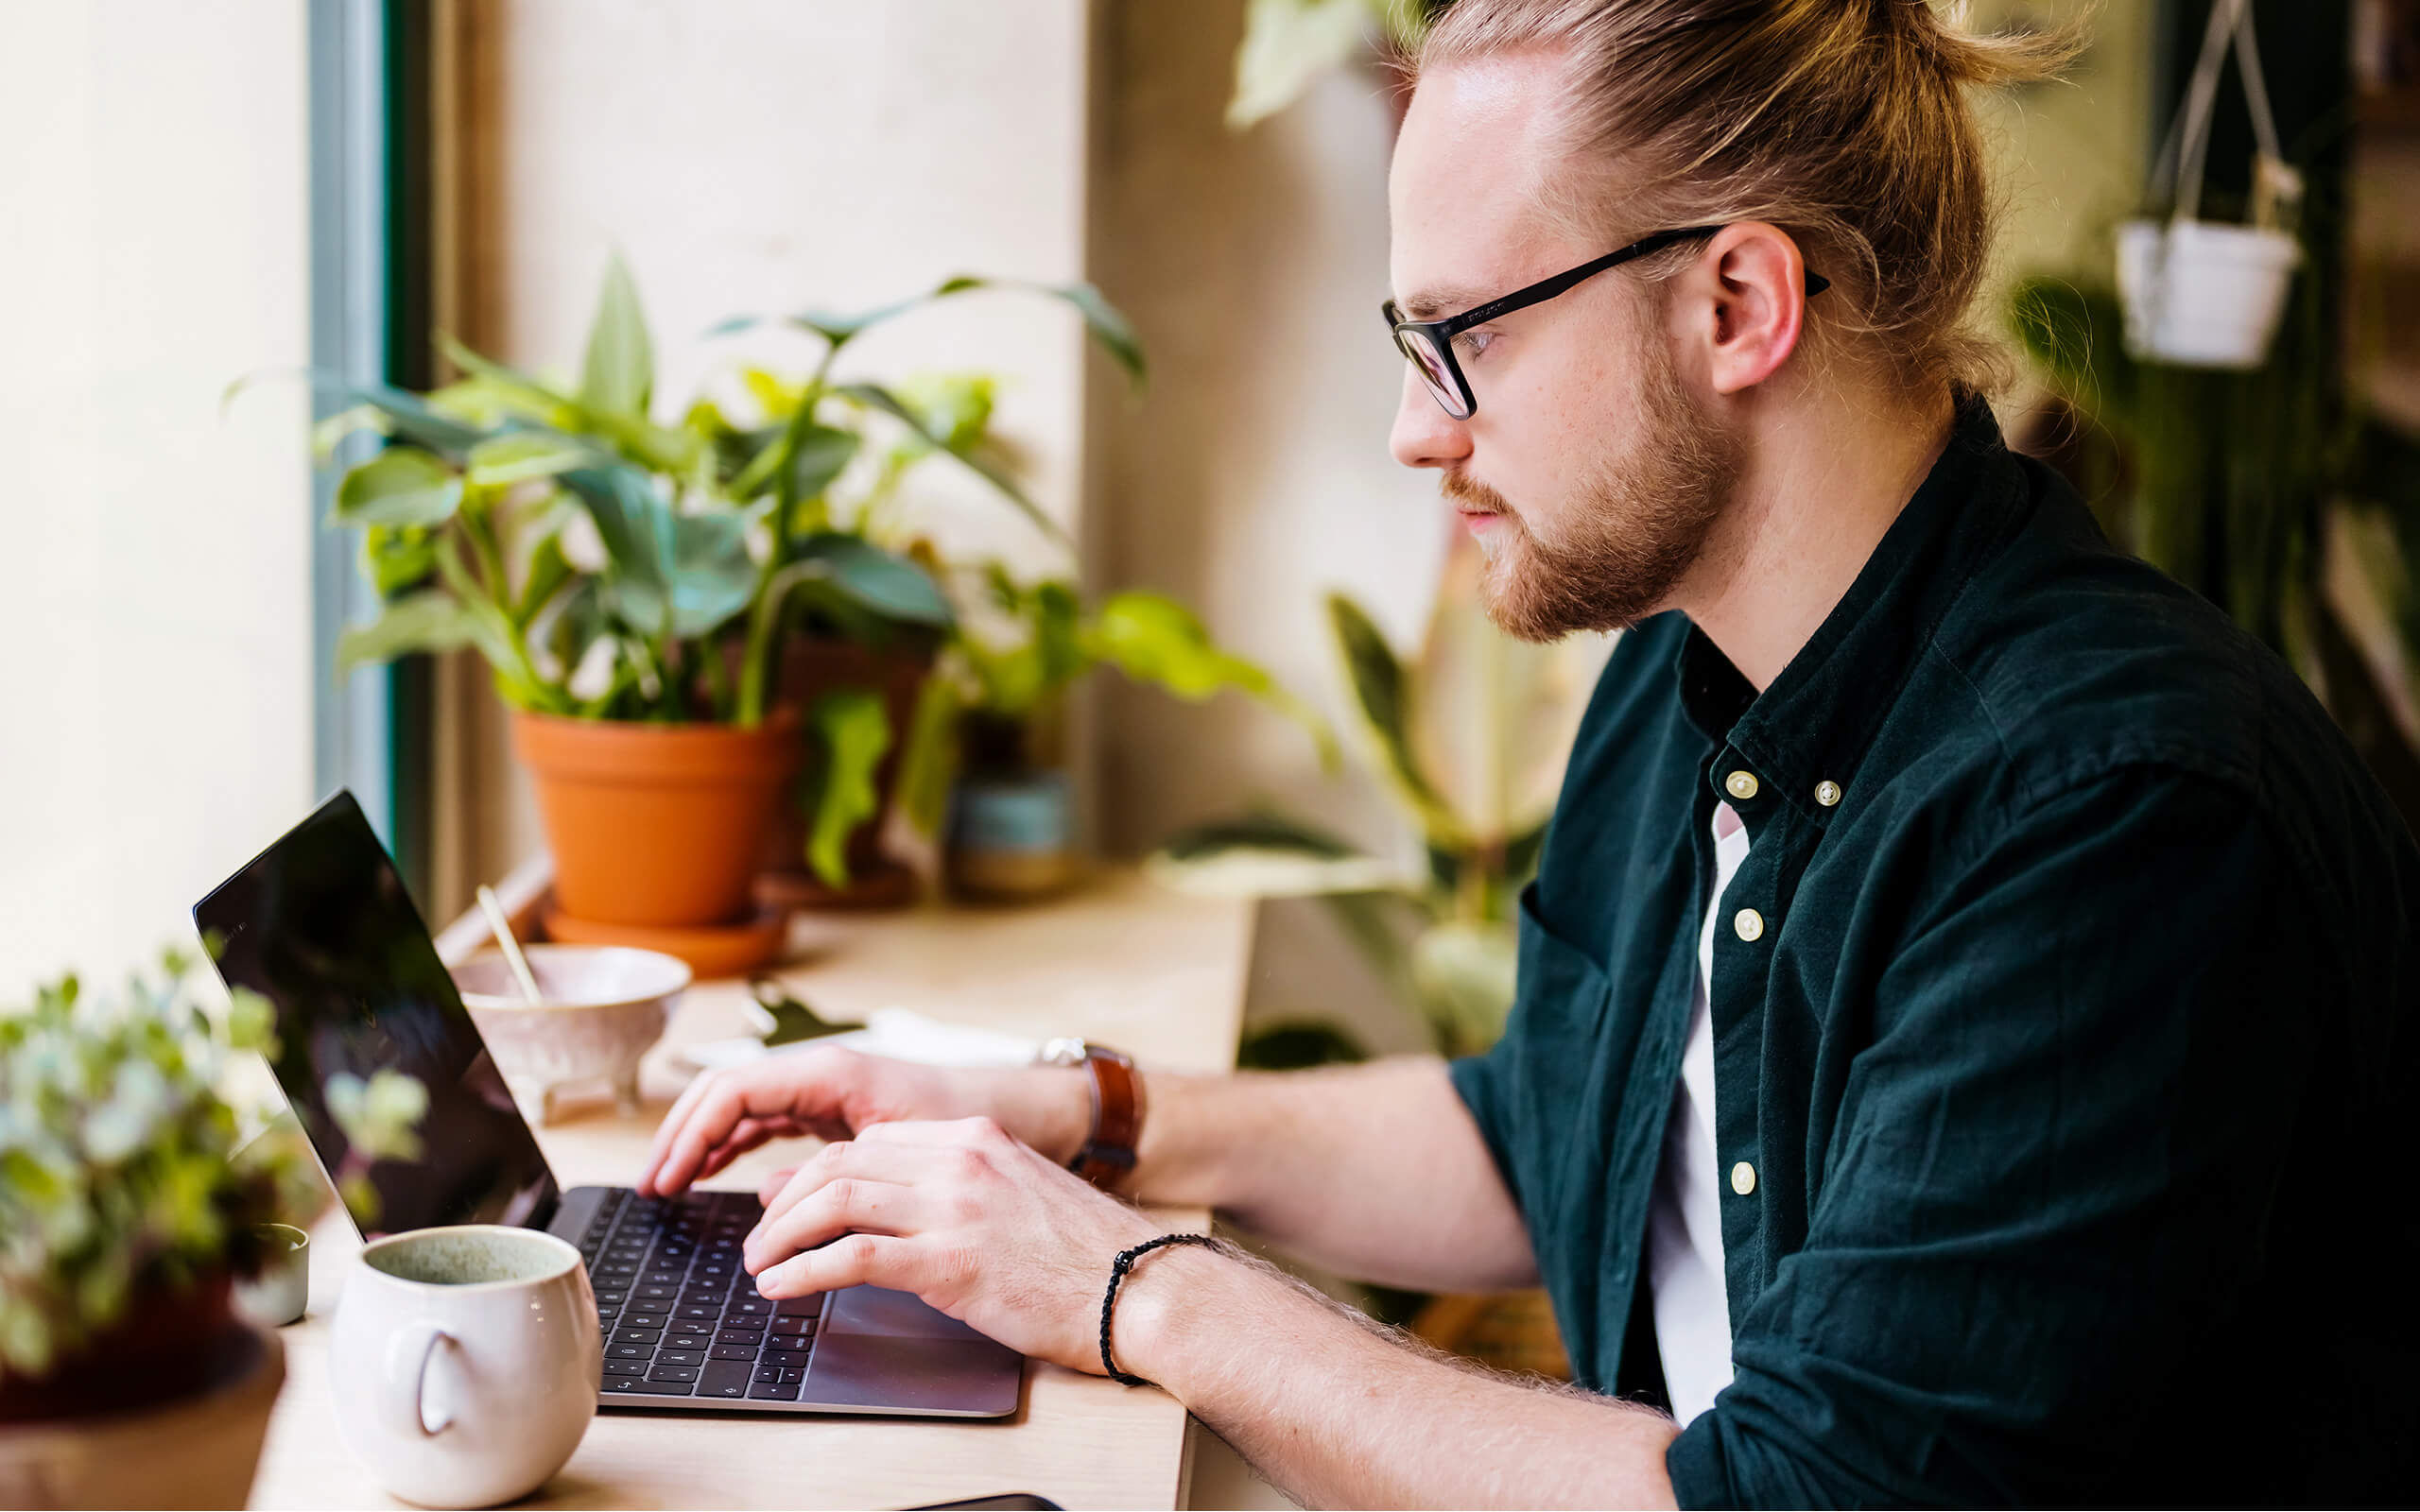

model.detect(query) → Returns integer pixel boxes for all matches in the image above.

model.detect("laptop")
[196,790,1023,1418]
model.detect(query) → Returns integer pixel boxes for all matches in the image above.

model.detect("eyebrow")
[1395,285,1495,321]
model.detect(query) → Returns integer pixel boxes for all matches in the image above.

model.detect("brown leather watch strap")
[1070,1046,1145,1189]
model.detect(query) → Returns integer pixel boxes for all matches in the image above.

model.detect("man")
[641,0,2420,1503]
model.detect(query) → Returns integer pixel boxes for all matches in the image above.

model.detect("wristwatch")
[1036,1037,1145,1189]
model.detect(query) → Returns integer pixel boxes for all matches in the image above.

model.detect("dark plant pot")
[945,767,1081,903]
[512,710,802,928]
[755,636,934,911]
[0,1271,239,1424]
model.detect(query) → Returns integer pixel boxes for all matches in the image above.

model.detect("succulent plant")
[0,950,324,1379]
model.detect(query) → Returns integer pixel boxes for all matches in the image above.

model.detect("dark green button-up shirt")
[1450,400,2420,1506]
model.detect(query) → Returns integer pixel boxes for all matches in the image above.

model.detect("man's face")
[1387,53,1740,642]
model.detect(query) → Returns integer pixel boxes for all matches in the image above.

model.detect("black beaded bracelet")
[1098,1232,1220,1387]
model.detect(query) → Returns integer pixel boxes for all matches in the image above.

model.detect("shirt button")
[1724,769,1759,801]
[1815,780,1841,807]
[1734,908,1764,942]
[1731,1160,1757,1196]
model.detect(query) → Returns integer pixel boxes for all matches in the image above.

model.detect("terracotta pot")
[754,637,933,908]
[513,710,802,928]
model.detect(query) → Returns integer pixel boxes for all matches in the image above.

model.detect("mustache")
[1440,471,1512,515]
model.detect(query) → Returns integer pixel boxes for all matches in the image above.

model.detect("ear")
[1695,222,1809,395]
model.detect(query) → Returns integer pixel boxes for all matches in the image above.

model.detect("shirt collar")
[1674,395,2027,828]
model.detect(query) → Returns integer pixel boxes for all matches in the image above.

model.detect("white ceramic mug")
[331,1225,598,1509]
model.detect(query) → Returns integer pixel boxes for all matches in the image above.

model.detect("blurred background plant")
[899,565,1339,830]
[1151,536,1605,1064]
[0,950,321,1381]
[2008,203,2420,833]
[1226,0,1443,129]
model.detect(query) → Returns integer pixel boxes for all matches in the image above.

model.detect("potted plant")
[896,564,1334,901]
[2115,0,2303,369]
[0,952,320,1506]
[289,257,1142,963]
[1149,534,1607,1373]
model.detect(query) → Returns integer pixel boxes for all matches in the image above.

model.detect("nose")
[1389,365,1472,472]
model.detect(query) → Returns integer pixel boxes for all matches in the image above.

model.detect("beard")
[1443,335,1741,643]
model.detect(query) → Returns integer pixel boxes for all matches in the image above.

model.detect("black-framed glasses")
[1383,225,1831,420]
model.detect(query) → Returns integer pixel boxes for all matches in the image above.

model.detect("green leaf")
[791,534,954,627]
[333,446,465,528]
[1327,592,1465,844]
[1228,0,1372,131]
[514,533,576,629]
[1157,813,1357,861]
[715,276,1146,391]
[838,382,1069,545]
[556,465,673,634]
[579,253,654,419]
[1410,919,1518,1057]
[788,423,860,503]
[278,372,488,459]
[664,511,756,640]
[466,430,596,488]
[335,591,480,676]
[1093,592,1339,766]
[894,669,963,838]
[361,524,440,600]
[802,690,893,888]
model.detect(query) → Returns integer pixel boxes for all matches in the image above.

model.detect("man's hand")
[635,1044,1086,1198]
[741,1116,1168,1373]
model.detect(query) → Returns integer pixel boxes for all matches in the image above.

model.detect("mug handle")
[397,1322,457,1437]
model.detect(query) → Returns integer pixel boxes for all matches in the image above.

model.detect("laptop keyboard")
[578,1186,822,1401]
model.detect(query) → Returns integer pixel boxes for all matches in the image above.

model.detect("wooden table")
[245,870,1253,1511]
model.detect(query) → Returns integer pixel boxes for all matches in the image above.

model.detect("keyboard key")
[654,1349,703,1366]
[749,1380,803,1400]
[615,1328,663,1346]
[665,1334,713,1353]
[715,1329,766,1347]
[775,1295,824,1317]
[642,1270,688,1287]
[608,1344,650,1361]
[604,1360,648,1376]
[699,1362,753,1399]
[709,1345,755,1361]
[636,1283,680,1302]
[762,1349,809,1369]
[604,1376,653,1394]
[594,1290,629,1308]
[623,1311,668,1332]
[769,1315,811,1335]
[725,1297,771,1318]
[678,1304,721,1324]
[647,1366,700,1383]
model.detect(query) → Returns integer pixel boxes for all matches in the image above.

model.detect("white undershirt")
[1646,799,1748,1425]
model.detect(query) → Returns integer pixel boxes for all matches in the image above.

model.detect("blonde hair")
[1416,0,2085,394]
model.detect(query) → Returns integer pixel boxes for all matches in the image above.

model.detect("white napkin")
[675,1007,1042,1074]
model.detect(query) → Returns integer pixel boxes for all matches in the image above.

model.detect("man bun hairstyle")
[1418,0,2086,395]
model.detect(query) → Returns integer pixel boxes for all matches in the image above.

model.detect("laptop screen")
[196,791,559,1237]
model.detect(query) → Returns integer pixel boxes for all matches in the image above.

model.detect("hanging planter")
[2116,0,2304,371]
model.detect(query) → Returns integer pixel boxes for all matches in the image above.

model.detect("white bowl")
[451,945,690,1124]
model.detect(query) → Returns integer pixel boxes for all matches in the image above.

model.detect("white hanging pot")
[2117,216,2300,370]
[2116,0,2304,370]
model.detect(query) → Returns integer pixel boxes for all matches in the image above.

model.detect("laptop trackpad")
[803,1286,1023,1416]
